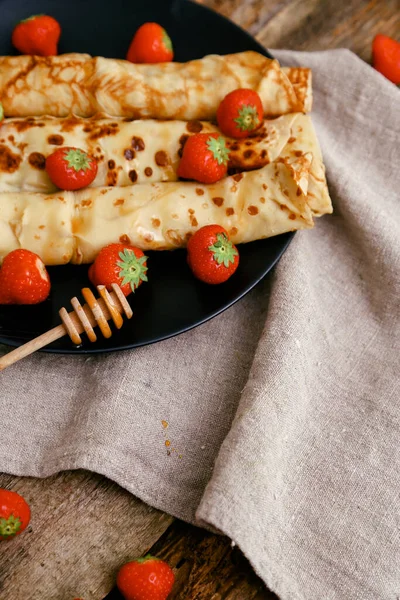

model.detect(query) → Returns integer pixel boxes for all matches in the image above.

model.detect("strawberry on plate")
[0,249,51,305]
[117,555,175,600]
[46,147,98,191]
[217,88,263,138]
[12,14,61,57]
[89,244,148,297]
[0,489,31,541]
[187,224,239,284]
[177,132,230,184]
[126,22,174,64]
[372,34,400,84]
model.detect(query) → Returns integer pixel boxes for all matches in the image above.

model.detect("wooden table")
[1,1,398,599]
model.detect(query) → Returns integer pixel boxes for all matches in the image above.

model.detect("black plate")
[0,0,293,353]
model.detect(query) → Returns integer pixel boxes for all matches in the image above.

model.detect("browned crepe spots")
[212,197,224,207]
[124,148,135,160]
[28,152,46,170]
[155,151,169,167]
[48,134,64,145]
[186,121,203,133]
[129,170,138,183]
[0,145,21,172]
[131,136,145,151]
[248,205,259,215]
[119,234,132,244]
[144,167,153,177]
[226,208,235,216]
[196,188,204,195]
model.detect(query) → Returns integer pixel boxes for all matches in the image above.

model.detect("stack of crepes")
[0,51,332,265]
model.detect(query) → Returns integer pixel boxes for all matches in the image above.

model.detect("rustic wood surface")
[1,1,398,599]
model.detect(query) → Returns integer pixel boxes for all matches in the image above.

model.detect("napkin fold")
[1,48,399,600]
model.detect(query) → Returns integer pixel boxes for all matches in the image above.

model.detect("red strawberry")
[89,244,148,297]
[177,132,230,184]
[217,88,264,138]
[0,489,31,541]
[117,555,175,600]
[372,34,400,84]
[0,249,51,304]
[46,147,98,191]
[12,14,61,57]
[126,22,174,64]
[187,224,239,284]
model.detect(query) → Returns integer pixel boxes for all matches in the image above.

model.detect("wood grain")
[1,2,399,599]
[105,520,278,600]
[0,472,172,600]
[197,0,400,62]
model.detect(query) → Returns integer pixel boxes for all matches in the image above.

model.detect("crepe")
[0,113,296,191]
[0,156,315,265]
[0,52,311,119]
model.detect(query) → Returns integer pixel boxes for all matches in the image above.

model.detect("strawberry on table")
[126,22,174,64]
[0,249,51,305]
[12,14,61,57]
[46,147,98,191]
[187,224,239,284]
[89,244,148,297]
[372,34,400,84]
[217,88,263,138]
[0,489,31,541]
[117,555,175,600]
[177,132,230,184]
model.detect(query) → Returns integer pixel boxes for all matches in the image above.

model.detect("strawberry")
[0,249,51,305]
[177,133,230,184]
[12,14,61,57]
[0,489,31,541]
[89,244,148,297]
[372,34,400,84]
[117,555,175,600]
[127,22,174,64]
[217,88,263,138]
[187,224,239,284]
[46,147,98,191]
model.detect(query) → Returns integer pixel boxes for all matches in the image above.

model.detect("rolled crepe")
[0,52,311,119]
[0,156,315,265]
[0,113,296,191]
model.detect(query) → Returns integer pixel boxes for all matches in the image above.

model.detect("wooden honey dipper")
[0,283,133,371]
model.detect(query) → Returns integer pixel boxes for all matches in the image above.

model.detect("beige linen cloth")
[0,49,399,599]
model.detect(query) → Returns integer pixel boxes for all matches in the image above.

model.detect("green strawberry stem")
[207,136,230,165]
[209,233,238,267]
[0,515,22,539]
[234,104,260,131]
[64,148,92,172]
[0,102,3,122]
[136,554,160,564]
[117,250,148,293]
[162,29,173,53]
[21,14,45,23]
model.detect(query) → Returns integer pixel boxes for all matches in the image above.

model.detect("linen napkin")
[1,48,399,600]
